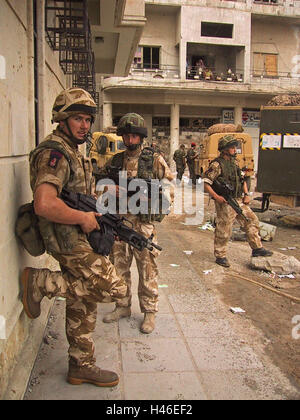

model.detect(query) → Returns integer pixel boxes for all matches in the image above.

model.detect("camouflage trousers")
[176,165,185,181]
[214,199,262,258]
[32,237,127,367]
[187,163,196,185]
[110,214,160,313]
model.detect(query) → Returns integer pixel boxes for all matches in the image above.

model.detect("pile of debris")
[266,94,300,106]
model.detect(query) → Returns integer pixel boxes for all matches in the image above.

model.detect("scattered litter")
[279,248,287,251]
[198,222,215,231]
[288,247,297,250]
[56,297,66,301]
[170,264,180,267]
[183,250,193,255]
[230,307,246,314]
[277,274,295,279]
[158,284,168,288]
[203,269,212,275]
[259,222,277,241]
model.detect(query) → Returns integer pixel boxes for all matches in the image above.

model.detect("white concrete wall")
[0,0,66,399]
[180,5,251,81]
[141,8,178,68]
[251,19,300,77]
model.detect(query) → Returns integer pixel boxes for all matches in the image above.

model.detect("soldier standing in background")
[173,144,186,183]
[21,88,127,387]
[203,135,273,268]
[98,113,174,334]
[186,142,199,185]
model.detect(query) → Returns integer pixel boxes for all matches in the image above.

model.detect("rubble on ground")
[250,252,300,274]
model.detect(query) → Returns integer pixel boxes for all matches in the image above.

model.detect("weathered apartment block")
[0,0,145,399]
[98,0,300,169]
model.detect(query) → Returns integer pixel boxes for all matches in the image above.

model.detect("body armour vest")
[213,156,244,198]
[29,130,94,254]
[110,147,165,223]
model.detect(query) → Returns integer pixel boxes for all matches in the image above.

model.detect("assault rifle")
[212,179,249,222]
[60,189,162,256]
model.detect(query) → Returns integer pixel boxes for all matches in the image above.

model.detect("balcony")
[103,61,300,98]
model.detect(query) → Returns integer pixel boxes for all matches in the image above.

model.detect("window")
[133,46,160,69]
[201,22,233,39]
[253,53,278,77]
[253,0,278,4]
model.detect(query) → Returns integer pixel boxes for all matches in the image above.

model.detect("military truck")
[256,105,300,209]
[195,131,255,189]
[88,130,125,172]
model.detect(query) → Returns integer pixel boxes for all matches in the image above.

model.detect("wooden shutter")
[264,54,277,77]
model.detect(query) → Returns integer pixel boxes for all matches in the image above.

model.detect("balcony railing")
[129,64,180,79]
[186,66,244,82]
[116,63,300,91]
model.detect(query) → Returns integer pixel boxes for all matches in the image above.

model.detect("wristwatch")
[244,193,249,197]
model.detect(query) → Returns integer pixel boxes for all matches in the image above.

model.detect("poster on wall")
[222,110,234,124]
[222,110,260,127]
[242,110,260,128]
[260,134,281,149]
[283,135,300,148]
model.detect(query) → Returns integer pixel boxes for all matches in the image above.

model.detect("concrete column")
[180,41,187,81]
[103,101,112,129]
[234,106,243,126]
[170,103,180,170]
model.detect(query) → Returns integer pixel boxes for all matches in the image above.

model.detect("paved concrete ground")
[22,215,300,401]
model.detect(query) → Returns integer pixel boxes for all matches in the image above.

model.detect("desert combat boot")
[140,312,155,334]
[67,364,119,387]
[102,306,131,323]
[21,267,44,319]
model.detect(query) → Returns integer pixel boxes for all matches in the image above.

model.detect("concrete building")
[99,0,300,170]
[0,0,145,399]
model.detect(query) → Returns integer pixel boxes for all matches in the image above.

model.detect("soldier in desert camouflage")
[203,135,272,268]
[21,88,127,387]
[97,113,174,334]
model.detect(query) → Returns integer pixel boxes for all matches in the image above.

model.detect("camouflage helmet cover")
[116,113,147,138]
[218,134,239,151]
[52,87,97,123]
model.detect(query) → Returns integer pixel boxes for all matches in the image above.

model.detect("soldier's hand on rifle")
[80,212,101,234]
[215,194,227,204]
[242,194,251,205]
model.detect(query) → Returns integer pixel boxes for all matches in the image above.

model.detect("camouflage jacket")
[29,128,95,254]
[173,149,186,167]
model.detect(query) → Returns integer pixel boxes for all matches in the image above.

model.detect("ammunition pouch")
[38,218,81,255]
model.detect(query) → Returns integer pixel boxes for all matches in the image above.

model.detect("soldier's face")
[61,114,92,142]
[123,133,141,151]
[227,146,237,157]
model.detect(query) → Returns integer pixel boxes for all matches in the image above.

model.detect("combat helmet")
[116,113,147,138]
[52,87,97,123]
[218,134,239,151]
